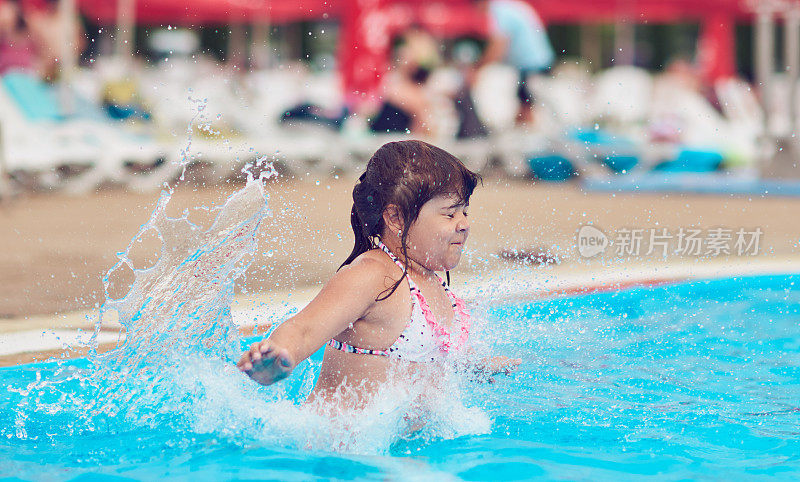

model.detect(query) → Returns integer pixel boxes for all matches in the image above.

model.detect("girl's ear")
[382,204,404,234]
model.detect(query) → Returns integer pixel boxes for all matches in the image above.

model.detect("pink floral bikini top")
[327,240,471,363]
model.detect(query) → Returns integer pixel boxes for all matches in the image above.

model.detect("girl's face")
[406,194,470,271]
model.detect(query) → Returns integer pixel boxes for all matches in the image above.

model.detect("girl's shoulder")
[335,249,399,289]
[343,249,396,276]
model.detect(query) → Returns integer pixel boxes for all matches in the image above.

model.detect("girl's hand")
[237,340,295,386]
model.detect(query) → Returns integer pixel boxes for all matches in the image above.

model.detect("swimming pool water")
[2,273,799,481]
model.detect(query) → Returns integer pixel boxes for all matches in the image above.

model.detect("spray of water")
[85,161,267,415]
[3,91,493,456]
[27,148,487,454]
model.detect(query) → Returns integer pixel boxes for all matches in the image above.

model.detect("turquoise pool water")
[2,274,799,481]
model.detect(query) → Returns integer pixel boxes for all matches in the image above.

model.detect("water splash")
[88,172,265,416]
[1,151,490,459]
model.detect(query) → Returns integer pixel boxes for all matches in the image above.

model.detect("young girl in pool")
[237,140,518,406]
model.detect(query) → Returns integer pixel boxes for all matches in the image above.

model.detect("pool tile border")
[2,257,799,366]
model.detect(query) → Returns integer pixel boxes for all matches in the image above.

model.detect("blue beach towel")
[2,71,109,122]
[2,71,62,121]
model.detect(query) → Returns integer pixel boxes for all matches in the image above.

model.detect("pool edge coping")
[3,256,800,366]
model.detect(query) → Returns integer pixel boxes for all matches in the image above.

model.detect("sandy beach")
[2,174,800,365]
[3,174,800,319]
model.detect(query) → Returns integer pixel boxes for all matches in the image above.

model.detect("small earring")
[398,229,402,237]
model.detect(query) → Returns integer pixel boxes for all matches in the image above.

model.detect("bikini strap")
[326,240,413,357]
[375,239,405,270]
[327,338,390,356]
[433,272,456,302]
[376,239,457,304]
[375,239,418,290]
[374,239,470,350]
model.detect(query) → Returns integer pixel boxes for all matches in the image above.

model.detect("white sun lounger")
[0,72,171,193]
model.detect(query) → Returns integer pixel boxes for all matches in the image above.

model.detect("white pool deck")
[3,256,800,365]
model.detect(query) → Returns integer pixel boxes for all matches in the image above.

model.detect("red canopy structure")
[338,0,487,106]
[77,0,338,25]
[74,0,760,106]
[338,0,757,107]
[530,0,752,23]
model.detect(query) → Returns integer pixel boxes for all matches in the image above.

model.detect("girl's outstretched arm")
[453,348,522,383]
[476,356,522,376]
[237,257,389,385]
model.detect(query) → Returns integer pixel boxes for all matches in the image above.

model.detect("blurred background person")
[368,25,441,136]
[0,0,37,75]
[26,0,84,81]
[0,0,83,80]
[471,0,554,127]
[450,39,489,140]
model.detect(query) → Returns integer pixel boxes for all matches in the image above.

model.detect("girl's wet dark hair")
[340,140,481,300]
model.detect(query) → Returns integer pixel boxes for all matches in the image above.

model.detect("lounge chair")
[0,71,171,193]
